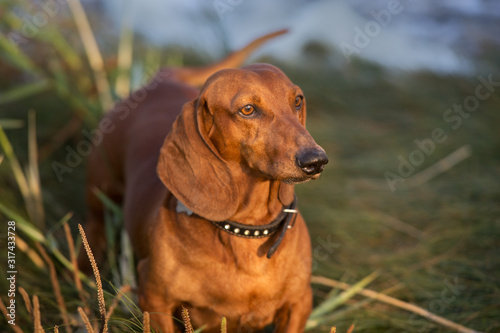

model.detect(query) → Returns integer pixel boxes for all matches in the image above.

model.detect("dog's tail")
[167,29,288,86]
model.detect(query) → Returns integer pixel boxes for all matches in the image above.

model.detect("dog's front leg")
[273,286,313,333]
[137,258,177,332]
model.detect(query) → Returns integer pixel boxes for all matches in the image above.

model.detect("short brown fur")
[79,30,327,332]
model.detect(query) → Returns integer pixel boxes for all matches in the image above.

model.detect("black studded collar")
[176,195,298,258]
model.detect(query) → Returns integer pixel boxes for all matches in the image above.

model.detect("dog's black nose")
[296,149,329,175]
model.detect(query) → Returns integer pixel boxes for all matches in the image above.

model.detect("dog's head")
[158,64,327,221]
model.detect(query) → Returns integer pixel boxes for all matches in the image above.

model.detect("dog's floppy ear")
[157,97,238,222]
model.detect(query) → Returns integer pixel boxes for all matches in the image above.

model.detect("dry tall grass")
[142,311,150,333]
[78,224,108,333]
[3,218,349,332]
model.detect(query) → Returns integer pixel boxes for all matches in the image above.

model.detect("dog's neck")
[228,176,294,226]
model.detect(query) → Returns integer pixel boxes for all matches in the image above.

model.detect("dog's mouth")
[282,178,310,185]
[282,173,321,185]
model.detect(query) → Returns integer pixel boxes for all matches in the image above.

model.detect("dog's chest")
[182,269,284,331]
[164,246,290,321]
[178,255,287,304]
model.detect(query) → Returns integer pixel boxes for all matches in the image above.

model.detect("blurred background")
[0,0,499,332]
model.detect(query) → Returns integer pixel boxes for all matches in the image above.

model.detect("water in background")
[101,0,500,74]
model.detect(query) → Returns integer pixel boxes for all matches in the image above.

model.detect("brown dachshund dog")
[79,30,328,332]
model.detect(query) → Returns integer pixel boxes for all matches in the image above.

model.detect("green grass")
[1,0,499,332]
[293,67,500,332]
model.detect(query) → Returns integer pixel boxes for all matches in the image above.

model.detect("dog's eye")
[240,104,256,116]
[295,96,304,110]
